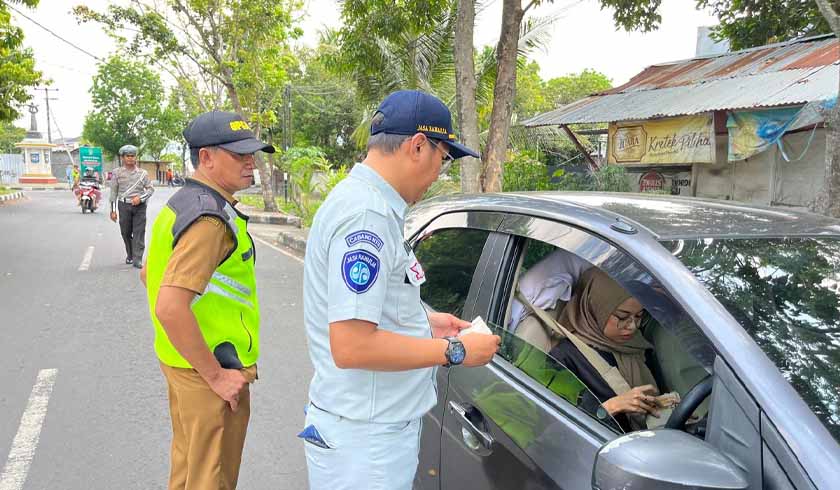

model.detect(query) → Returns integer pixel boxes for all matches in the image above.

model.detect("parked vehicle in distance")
[406,192,840,490]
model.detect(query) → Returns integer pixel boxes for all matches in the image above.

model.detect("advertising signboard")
[79,146,103,176]
[609,115,715,165]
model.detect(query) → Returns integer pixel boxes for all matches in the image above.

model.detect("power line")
[40,87,58,143]
[6,3,103,62]
[48,106,77,166]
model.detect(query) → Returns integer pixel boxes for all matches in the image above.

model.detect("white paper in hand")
[459,316,493,336]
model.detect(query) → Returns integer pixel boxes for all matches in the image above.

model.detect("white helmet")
[118,144,138,156]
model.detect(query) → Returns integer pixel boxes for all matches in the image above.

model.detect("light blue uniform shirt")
[303,164,436,423]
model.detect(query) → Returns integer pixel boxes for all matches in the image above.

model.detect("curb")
[0,191,25,202]
[248,213,302,227]
[275,229,307,257]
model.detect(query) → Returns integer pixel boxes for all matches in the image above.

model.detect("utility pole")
[40,87,59,143]
[282,83,292,201]
[283,83,292,151]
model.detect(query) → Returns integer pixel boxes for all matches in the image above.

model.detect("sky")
[11,0,720,139]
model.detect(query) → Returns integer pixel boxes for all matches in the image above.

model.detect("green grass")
[0,186,14,195]
[236,194,294,214]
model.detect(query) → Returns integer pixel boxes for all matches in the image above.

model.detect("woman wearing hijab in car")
[548,267,661,432]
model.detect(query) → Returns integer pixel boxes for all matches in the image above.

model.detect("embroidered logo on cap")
[342,250,380,294]
[230,120,252,131]
[417,124,447,135]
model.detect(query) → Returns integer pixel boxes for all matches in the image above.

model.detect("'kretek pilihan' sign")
[609,115,715,165]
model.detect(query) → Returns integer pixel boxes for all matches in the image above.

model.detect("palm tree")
[324,5,556,175]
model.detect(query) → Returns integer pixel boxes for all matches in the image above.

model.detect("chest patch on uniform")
[345,230,384,251]
[341,250,380,293]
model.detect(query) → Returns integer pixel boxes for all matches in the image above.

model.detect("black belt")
[120,197,145,204]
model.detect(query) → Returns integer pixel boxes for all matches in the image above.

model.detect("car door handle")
[448,401,494,452]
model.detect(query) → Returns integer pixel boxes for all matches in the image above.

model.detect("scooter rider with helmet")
[110,144,155,269]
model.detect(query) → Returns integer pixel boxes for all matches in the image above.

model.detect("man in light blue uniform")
[301,90,501,490]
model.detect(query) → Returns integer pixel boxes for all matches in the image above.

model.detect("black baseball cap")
[370,90,479,159]
[183,111,275,154]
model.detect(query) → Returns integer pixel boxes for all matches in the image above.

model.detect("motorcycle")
[76,179,102,214]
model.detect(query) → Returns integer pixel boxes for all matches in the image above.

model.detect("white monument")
[16,104,57,184]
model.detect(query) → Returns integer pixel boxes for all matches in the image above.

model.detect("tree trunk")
[481,0,525,193]
[813,0,840,217]
[224,79,278,212]
[819,106,840,217]
[454,0,482,194]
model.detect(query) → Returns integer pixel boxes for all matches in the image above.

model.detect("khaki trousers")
[160,363,258,490]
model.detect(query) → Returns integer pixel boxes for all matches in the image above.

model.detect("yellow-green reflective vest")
[146,180,260,368]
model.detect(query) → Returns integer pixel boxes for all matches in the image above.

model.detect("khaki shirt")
[109,165,154,203]
[160,176,237,295]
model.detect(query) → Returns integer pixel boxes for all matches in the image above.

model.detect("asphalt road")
[0,189,311,489]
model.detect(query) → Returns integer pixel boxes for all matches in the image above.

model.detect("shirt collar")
[350,163,408,218]
[188,174,238,205]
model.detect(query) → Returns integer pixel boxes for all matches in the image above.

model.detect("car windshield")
[663,237,840,443]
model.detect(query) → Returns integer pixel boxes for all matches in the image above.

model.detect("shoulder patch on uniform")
[345,230,384,251]
[341,249,380,294]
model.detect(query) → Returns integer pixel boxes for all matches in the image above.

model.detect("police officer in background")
[142,111,273,490]
[301,90,501,490]
[110,144,154,268]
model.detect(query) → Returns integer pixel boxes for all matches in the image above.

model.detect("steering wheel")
[665,375,713,430]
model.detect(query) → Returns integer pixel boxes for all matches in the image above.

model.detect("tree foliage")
[697,0,839,50]
[481,0,663,193]
[544,69,612,108]
[281,146,349,226]
[327,0,454,104]
[74,0,302,211]
[82,56,182,159]
[282,46,364,166]
[0,122,26,153]
[502,149,554,192]
[0,0,42,124]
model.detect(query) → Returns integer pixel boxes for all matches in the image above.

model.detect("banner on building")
[727,98,832,162]
[608,115,715,165]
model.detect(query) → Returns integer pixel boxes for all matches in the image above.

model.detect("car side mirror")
[592,430,748,490]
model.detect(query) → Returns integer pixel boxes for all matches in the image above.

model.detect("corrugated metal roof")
[523,35,839,127]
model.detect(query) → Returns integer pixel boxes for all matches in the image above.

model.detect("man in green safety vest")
[142,111,274,490]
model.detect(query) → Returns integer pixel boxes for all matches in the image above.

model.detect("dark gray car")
[405,192,840,490]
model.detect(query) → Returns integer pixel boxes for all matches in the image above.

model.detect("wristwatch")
[443,337,466,367]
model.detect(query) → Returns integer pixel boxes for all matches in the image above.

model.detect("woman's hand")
[603,384,660,416]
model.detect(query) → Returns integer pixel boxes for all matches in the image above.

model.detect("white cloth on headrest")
[508,249,590,332]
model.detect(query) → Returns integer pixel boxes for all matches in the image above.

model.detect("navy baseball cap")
[183,111,275,154]
[370,90,479,159]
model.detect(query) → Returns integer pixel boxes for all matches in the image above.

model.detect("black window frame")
[408,211,506,318]
[475,214,719,435]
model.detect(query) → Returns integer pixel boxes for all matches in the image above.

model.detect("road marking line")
[78,246,94,271]
[252,235,304,264]
[0,369,58,490]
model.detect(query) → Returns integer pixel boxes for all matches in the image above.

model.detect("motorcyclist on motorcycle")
[77,167,103,212]
[80,167,101,187]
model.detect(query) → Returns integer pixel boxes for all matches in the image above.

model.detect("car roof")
[410,191,840,240]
